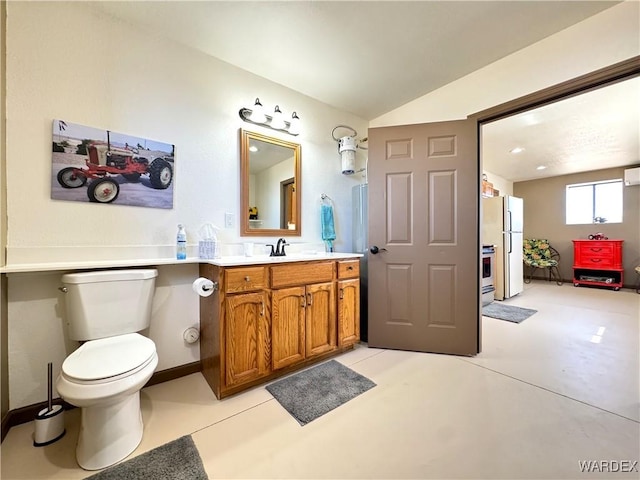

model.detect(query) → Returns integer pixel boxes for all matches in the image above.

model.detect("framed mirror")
[240,129,301,236]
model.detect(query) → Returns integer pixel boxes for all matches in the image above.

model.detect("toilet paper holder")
[202,282,218,292]
[192,277,219,297]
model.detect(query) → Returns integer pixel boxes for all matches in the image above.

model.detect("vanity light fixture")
[239,98,300,136]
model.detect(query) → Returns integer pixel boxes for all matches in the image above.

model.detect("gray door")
[367,120,480,355]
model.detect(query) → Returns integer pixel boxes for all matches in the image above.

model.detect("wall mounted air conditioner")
[624,167,640,186]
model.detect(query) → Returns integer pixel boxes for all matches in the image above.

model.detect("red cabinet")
[572,239,623,290]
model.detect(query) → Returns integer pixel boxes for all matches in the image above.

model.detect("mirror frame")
[240,129,302,237]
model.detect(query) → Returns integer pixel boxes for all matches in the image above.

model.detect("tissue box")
[199,240,215,259]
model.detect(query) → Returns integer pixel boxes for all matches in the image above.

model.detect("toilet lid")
[62,333,156,382]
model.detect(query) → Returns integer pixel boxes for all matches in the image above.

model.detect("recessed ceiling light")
[536,165,547,170]
[510,147,525,154]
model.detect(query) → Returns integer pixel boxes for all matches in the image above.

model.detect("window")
[566,179,623,225]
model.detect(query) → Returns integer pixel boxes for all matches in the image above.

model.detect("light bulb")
[249,98,266,124]
[271,105,286,130]
[289,112,301,135]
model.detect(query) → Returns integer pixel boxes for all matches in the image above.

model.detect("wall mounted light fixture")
[239,98,301,136]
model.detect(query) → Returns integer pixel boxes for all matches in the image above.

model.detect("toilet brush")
[33,362,65,447]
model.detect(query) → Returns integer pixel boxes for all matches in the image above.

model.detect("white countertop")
[0,252,363,273]
[210,252,362,266]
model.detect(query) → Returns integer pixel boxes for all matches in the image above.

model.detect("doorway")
[366,56,639,356]
[476,56,640,304]
[280,177,296,230]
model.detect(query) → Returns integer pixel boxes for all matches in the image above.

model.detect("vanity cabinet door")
[338,279,360,347]
[305,282,337,358]
[271,286,306,370]
[224,291,270,388]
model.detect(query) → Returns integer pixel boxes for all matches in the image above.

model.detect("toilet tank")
[61,269,158,341]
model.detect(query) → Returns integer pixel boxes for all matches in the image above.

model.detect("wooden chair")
[523,238,563,285]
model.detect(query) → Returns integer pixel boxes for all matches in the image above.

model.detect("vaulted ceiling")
[93,1,619,120]
[92,1,638,182]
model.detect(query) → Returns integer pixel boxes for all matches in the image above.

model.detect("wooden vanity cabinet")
[337,260,360,346]
[305,282,337,358]
[199,257,360,399]
[224,291,270,387]
[271,262,337,369]
[198,264,272,399]
[271,286,306,369]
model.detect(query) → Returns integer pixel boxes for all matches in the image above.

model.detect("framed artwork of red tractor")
[51,119,174,209]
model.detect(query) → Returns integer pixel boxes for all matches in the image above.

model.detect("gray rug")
[85,435,207,480]
[266,360,376,426]
[483,302,537,323]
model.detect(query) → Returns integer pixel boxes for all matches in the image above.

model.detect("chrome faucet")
[267,238,288,257]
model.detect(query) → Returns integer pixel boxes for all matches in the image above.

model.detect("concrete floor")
[2,280,638,479]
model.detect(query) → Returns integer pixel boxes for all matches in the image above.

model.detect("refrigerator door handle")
[508,232,512,254]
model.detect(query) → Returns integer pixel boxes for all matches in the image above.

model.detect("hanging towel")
[321,203,336,252]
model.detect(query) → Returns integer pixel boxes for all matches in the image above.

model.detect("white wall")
[371,2,640,127]
[5,2,368,265]
[4,2,367,409]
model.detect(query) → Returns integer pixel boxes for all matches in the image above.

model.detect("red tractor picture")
[56,142,173,203]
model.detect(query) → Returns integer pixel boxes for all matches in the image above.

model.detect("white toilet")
[56,269,159,470]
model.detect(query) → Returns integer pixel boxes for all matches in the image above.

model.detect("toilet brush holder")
[33,405,65,447]
[33,362,65,447]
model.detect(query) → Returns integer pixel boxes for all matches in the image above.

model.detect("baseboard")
[145,361,201,387]
[0,361,201,443]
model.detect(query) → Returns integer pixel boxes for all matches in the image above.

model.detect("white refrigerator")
[482,195,524,300]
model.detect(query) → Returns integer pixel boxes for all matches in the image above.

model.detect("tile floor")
[1,281,639,479]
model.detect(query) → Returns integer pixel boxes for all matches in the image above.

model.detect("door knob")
[370,246,387,254]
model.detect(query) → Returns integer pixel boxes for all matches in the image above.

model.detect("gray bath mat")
[85,435,207,480]
[266,360,376,426]
[483,303,537,323]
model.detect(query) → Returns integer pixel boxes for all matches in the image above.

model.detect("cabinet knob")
[244,276,250,282]
[347,266,353,270]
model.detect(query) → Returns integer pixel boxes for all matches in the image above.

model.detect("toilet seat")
[62,333,156,385]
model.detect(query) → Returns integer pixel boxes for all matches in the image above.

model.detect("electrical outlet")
[225,212,234,228]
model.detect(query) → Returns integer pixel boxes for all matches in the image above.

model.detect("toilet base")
[77,392,143,470]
